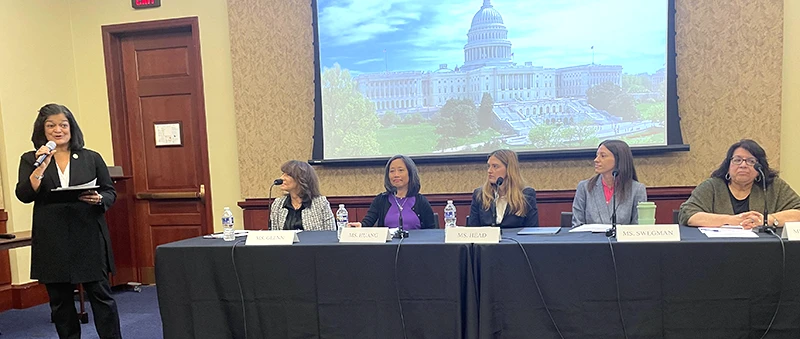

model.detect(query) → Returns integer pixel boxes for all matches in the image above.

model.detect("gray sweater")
[571,177,648,227]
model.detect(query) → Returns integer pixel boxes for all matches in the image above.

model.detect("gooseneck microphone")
[267,178,283,230]
[491,177,504,226]
[33,141,57,167]
[754,164,774,233]
[393,190,409,239]
[606,170,619,237]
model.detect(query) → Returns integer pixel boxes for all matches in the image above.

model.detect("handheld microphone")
[606,170,619,237]
[33,141,57,167]
[754,164,774,233]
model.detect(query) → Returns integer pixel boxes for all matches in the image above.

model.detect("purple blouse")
[384,195,421,229]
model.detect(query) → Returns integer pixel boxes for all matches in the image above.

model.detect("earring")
[725,173,731,181]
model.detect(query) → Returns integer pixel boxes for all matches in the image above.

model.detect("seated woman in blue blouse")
[348,155,436,229]
[571,139,647,227]
[467,149,539,227]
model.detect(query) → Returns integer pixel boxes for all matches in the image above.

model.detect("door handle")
[136,184,205,202]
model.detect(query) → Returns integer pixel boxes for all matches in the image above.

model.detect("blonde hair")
[481,149,528,216]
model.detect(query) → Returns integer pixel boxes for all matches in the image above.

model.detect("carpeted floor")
[0,285,162,339]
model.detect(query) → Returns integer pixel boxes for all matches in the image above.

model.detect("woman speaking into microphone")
[15,104,121,339]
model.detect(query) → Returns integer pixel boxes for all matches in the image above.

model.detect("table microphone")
[393,190,409,239]
[491,177,504,226]
[267,178,283,230]
[754,164,775,233]
[605,170,619,237]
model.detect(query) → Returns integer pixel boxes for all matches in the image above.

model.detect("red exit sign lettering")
[132,0,161,9]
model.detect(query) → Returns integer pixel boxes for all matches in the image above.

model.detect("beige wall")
[0,0,240,284]
[0,0,80,285]
[229,0,786,198]
[782,0,800,188]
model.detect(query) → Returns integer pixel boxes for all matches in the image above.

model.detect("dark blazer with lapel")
[15,148,116,283]
[467,187,539,228]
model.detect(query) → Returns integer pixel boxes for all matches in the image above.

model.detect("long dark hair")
[588,140,638,199]
[280,160,322,201]
[711,139,777,185]
[31,103,85,150]
[383,154,421,196]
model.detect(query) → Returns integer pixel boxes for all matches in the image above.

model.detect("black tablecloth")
[156,230,476,339]
[475,227,800,339]
[157,227,800,339]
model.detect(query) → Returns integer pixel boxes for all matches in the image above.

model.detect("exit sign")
[132,0,161,9]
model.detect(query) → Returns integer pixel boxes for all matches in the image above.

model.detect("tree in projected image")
[435,98,479,149]
[380,111,399,127]
[587,82,640,122]
[477,92,495,130]
[322,64,380,157]
[528,123,569,149]
[565,121,601,147]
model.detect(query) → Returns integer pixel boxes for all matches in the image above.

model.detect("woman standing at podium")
[270,160,336,230]
[347,154,435,229]
[467,149,539,227]
[571,140,647,227]
[15,103,121,339]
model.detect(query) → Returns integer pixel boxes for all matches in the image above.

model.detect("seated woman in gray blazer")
[571,140,647,227]
[270,160,336,230]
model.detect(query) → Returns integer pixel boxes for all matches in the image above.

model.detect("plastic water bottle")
[444,200,457,227]
[336,204,348,239]
[222,207,235,241]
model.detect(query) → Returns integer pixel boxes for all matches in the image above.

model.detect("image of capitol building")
[354,0,631,139]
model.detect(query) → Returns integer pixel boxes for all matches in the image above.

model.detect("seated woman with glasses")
[679,139,800,228]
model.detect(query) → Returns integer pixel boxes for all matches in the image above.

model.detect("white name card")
[784,222,800,241]
[245,230,299,246]
[616,225,680,242]
[445,227,500,244]
[340,227,390,243]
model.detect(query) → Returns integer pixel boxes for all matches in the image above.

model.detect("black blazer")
[467,186,539,228]
[15,148,116,283]
[361,192,436,229]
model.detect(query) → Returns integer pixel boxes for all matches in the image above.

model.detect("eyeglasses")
[731,157,758,166]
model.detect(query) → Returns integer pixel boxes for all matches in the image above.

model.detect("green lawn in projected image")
[377,123,502,156]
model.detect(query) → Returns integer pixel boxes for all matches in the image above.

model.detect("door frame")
[101,17,214,282]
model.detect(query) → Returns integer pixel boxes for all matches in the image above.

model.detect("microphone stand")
[491,177,504,226]
[393,192,409,239]
[755,165,775,233]
[267,179,282,230]
[605,171,619,237]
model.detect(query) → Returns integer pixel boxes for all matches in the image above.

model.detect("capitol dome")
[470,0,504,27]
[462,0,513,72]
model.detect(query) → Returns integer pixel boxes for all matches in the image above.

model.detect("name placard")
[445,227,500,244]
[617,225,680,242]
[340,227,389,243]
[784,222,800,241]
[245,230,299,246]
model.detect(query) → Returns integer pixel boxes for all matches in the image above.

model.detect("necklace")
[394,194,408,212]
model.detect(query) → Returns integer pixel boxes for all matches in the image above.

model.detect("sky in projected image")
[316,0,669,160]
[318,0,666,74]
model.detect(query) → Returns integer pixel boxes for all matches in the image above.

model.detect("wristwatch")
[34,173,44,181]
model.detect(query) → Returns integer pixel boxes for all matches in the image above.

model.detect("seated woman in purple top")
[348,155,436,229]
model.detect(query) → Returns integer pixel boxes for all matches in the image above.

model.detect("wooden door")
[103,18,212,284]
